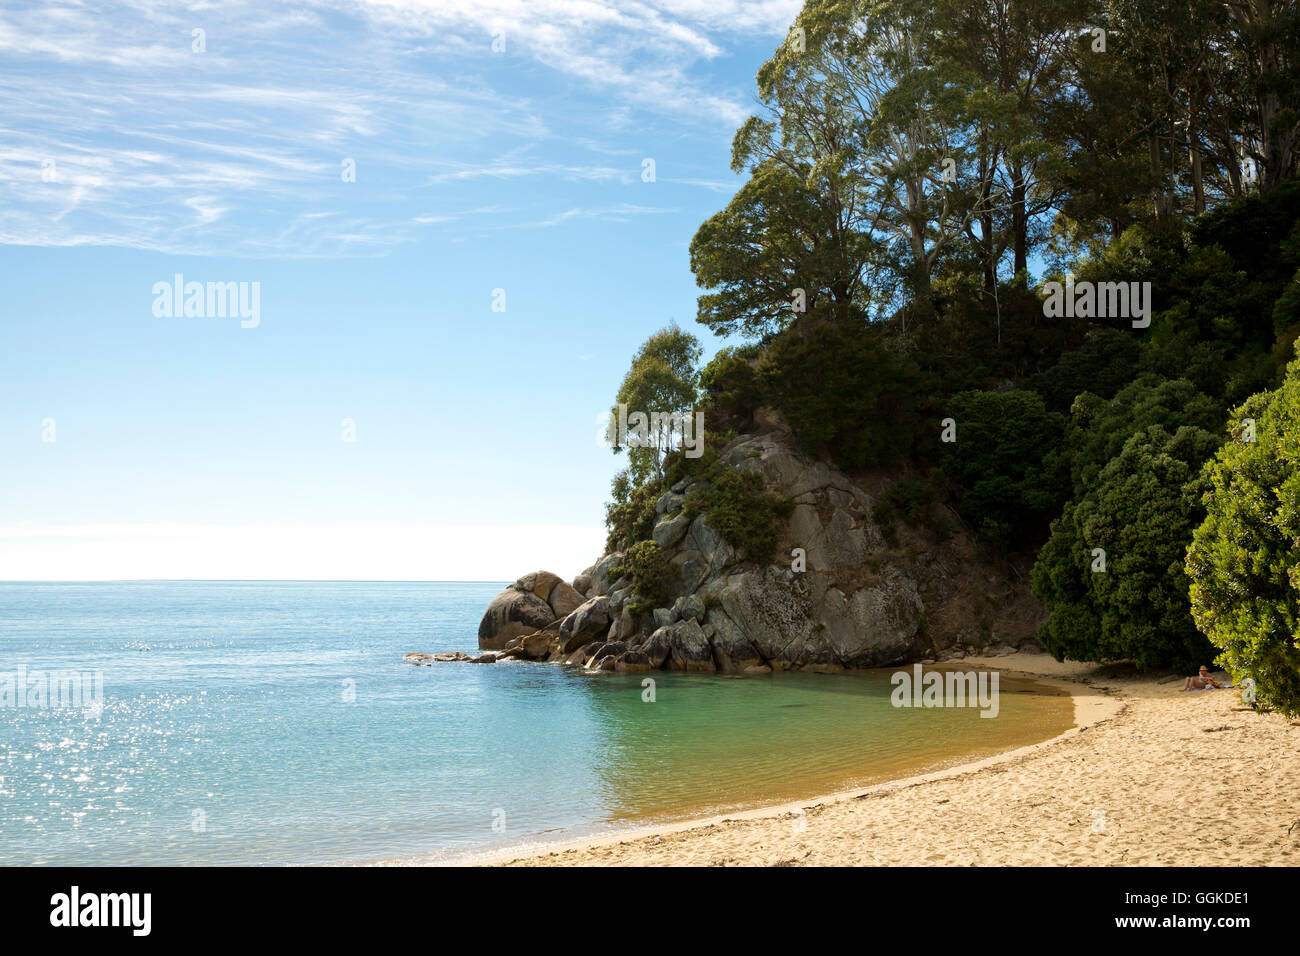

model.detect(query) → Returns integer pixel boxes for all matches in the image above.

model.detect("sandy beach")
[477,653,1300,866]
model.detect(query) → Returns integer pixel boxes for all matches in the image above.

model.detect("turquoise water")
[0,582,1071,865]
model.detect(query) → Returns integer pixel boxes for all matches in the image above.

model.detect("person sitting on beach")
[1182,666,1222,691]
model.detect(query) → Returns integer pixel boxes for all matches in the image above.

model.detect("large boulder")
[514,571,585,618]
[652,512,691,549]
[478,571,583,649]
[662,619,715,672]
[478,589,555,649]
[573,566,595,597]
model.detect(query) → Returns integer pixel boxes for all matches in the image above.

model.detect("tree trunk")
[1188,93,1205,214]
[1011,164,1028,277]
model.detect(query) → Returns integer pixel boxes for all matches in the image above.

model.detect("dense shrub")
[678,449,794,561]
[603,472,660,553]
[1187,361,1300,716]
[757,316,919,470]
[698,345,764,428]
[1066,375,1223,493]
[872,474,940,545]
[622,540,676,615]
[1029,328,1141,412]
[1032,424,1220,670]
[940,390,1068,547]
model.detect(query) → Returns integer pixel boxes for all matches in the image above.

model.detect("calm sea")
[0,581,1071,865]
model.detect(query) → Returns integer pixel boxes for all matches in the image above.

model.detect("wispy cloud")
[0,0,797,255]
[524,202,679,228]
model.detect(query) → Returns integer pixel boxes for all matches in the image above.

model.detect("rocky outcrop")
[450,411,1042,674]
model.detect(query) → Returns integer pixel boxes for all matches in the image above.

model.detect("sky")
[0,0,802,581]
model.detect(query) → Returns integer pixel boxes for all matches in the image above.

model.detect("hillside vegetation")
[604,0,1300,711]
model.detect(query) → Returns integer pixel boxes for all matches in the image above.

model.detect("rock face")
[467,411,1042,672]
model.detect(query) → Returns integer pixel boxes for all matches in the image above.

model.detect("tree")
[698,345,764,430]
[932,0,1086,281]
[608,324,702,484]
[756,313,918,469]
[690,160,868,338]
[1029,326,1141,411]
[1187,360,1300,715]
[719,0,1000,322]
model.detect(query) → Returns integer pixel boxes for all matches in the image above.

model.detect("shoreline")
[376,653,1121,867]
[488,656,1116,866]
[386,651,1300,866]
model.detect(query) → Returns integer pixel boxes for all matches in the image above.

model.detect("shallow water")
[0,581,1071,865]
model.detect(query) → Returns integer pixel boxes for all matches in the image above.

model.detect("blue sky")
[0,0,802,580]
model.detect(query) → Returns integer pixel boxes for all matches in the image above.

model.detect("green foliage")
[1187,361,1300,716]
[1029,328,1142,412]
[603,471,660,553]
[873,475,939,544]
[1066,375,1223,493]
[610,323,703,485]
[676,448,794,561]
[622,540,676,614]
[1032,424,1220,670]
[603,0,1300,680]
[879,476,936,524]
[689,160,869,337]
[698,345,764,428]
[940,390,1068,547]
[757,316,919,470]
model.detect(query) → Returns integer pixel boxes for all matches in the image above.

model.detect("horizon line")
[0,578,515,584]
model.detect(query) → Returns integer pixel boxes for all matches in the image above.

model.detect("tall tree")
[608,324,703,483]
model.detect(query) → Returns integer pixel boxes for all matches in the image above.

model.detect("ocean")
[0,581,1071,865]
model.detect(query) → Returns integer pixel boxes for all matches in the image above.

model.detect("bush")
[873,475,937,544]
[1029,328,1142,412]
[676,447,794,560]
[622,540,676,614]
[699,345,763,428]
[1032,424,1220,670]
[1067,375,1222,493]
[603,476,661,553]
[1187,361,1300,716]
